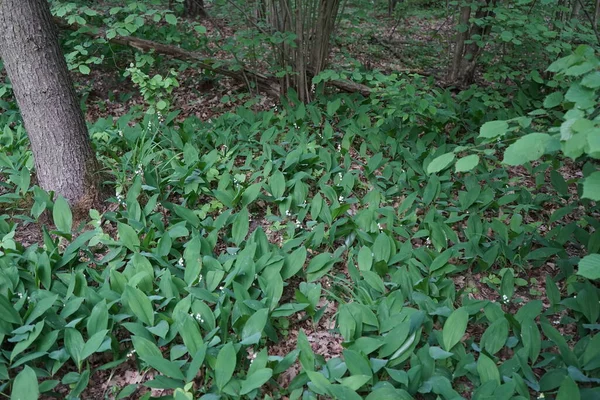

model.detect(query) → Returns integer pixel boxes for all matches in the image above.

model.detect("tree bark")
[184,0,208,18]
[0,0,102,212]
[449,4,471,82]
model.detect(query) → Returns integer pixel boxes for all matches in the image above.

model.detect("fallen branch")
[54,17,372,98]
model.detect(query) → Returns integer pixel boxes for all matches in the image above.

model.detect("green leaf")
[0,294,22,324]
[479,120,508,138]
[582,172,600,201]
[521,318,541,363]
[64,328,85,370]
[117,222,140,251]
[53,196,72,233]
[81,329,109,360]
[241,183,262,207]
[327,98,342,116]
[215,342,236,390]
[357,246,373,271]
[156,100,167,110]
[240,368,273,395]
[178,315,203,356]
[269,171,286,198]
[165,13,177,25]
[123,286,154,326]
[565,83,595,109]
[282,246,307,280]
[343,349,373,377]
[544,92,564,109]
[131,336,162,360]
[87,300,109,337]
[232,207,249,245]
[11,365,39,400]
[477,353,500,384]
[577,253,600,280]
[306,252,334,282]
[78,64,91,75]
[144,356,185,381]
[480,318,509,355]
[429,346,454,360]
[442,307,468,351]
[455,154,480,172]
[427,152,455,175]
[183,236,202,286]
[581,71,600,88]
[241,308,268,345]
[503,133,551,166]
[556,376,580,400]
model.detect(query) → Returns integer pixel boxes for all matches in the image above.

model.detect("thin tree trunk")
[449,4,471,82]
[570,0,581,19]
[596,0,600,29]
[184,0,207,18]
[0,0,102,212]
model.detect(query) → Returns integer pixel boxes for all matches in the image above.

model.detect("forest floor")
[3,4,590,400]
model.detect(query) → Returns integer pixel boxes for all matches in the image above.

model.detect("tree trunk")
[0,0,102,212]
[184,0,207,18]
[595,0,600,30]
[449,4,471,82]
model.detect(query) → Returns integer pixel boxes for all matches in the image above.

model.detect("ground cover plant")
[0,0,599,399]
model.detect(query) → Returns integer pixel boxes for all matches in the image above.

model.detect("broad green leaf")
[240,368,273,395]
[87,300,109,337]
[241,308,268,345]
[165,13,177,25]
[178,314,203,356]
[241,183,262,207]
[53,196,72,233]
[131,336,162,360]
[117,222,140,251]
[282,246,307,279]
[11,365,39,400]
[0,294,21,324]
[582,172,600,202]
[480,318,509,355]
[78,64,91,75]
[343,349,372,377]
[544,92,564,109]
[455,154,480,172]
[215,342,236,390]
[144,356,185,381]
[81,329,109,360]
[581,71,600,88]
[427,152,455,175]
[577,253,600,280]
[327,98,342,116]
[306,252,334,282]
[183,236,202,286]
[503,133,552,165]
[64,328,85,369]
[442,307,468,351]
[477,353,500,384]
[429,346,453,360]
[357,246,373,271]
[232,207,249,245]
[521,318,541,363]
[269,171,286,198]
[565,83,595,109]
[123,286,154,326]
[556,376,580,400]
[480,120,508,138]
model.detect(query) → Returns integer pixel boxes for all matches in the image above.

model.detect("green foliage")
[2,1,600,399]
